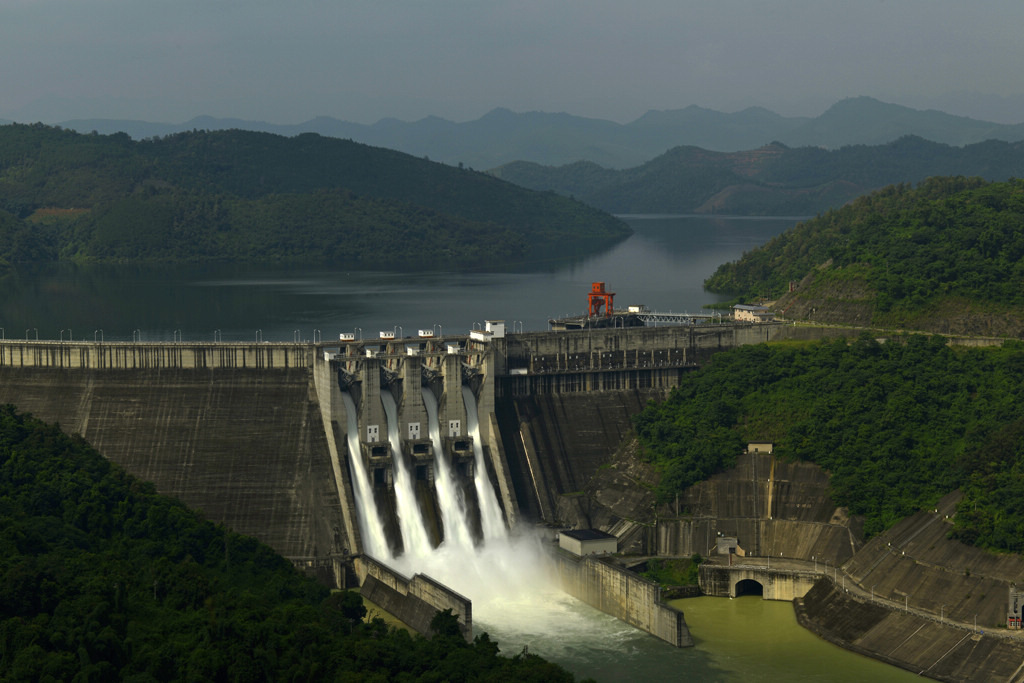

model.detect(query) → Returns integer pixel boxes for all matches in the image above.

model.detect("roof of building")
[562,529,617,542]
[733,304,770,311]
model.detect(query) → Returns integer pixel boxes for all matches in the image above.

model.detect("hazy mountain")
[53,97,1024,170]
[627,105,808,153]
[491,136,1024,216]
[783,97,1024,148]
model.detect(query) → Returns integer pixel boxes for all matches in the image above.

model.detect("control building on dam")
[0,320,830,585]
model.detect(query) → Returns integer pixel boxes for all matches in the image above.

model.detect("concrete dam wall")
[0,323,842,566]
[6,325,1023,673]
[0,326,869,634]
[0,351,349,563]
[496,389,669,523]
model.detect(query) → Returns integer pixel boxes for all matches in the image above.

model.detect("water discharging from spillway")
[340,391,390,560]
[461,385,507,541]
[377,387,559,643]
[421,387,474,551]
[345,383,566,662]
[380,391,434,557]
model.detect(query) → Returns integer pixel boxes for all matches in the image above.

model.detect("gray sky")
[3,0,1024,124]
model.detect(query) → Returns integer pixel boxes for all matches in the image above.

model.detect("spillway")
[341,391,390,560]
[462,385,506,541]
[422,386,474,551]
[380,390,434,557]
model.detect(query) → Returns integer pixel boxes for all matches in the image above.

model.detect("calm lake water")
[0,215,799,342]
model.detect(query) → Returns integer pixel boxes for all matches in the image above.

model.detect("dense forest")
[491,137,1024,216]
[0,123,628,268]
[0,405,579,681]
[705,177,1024,335]
[634,334,1024,549]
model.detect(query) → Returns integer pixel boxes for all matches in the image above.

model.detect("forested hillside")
[491,137,1024,216]
[0,405,578,681]
[634,334,1024,548]
[705,177,1024,335]
[0,123,628,267]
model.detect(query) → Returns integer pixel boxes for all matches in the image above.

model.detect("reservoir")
[0,215,801,341]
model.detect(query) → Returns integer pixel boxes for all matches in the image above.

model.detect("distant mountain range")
[490,136,1024,216]
[49,97,1024,170]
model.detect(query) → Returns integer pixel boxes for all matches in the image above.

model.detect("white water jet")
[461,385,506,540]
[380,390,434,557]
[341,391,391,560]
[391,527,563,641]
[367,386,575,668]
[421,386,474,551]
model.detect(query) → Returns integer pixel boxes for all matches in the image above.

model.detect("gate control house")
[559,529,618,556]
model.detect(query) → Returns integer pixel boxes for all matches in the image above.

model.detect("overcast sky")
[3,0,1024,125]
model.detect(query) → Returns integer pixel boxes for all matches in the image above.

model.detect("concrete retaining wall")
[555,553,693,647]
[659,453,862,563]
[796,579,1024,683]
[355,555,472,641]
[843,492,1024,630]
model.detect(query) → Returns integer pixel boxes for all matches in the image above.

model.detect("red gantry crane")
[587,282,615,317]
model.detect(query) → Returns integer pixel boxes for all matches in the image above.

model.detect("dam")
[5,321,1024,679]
[0,320,806,559]
[0,322,802,631]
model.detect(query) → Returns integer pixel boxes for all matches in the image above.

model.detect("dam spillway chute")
[341,391,391,560]
[380,390,435,556]
[462,384,506,541]
[336,329,512,558]
[422,385,475,552]
[333,329,577,659]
